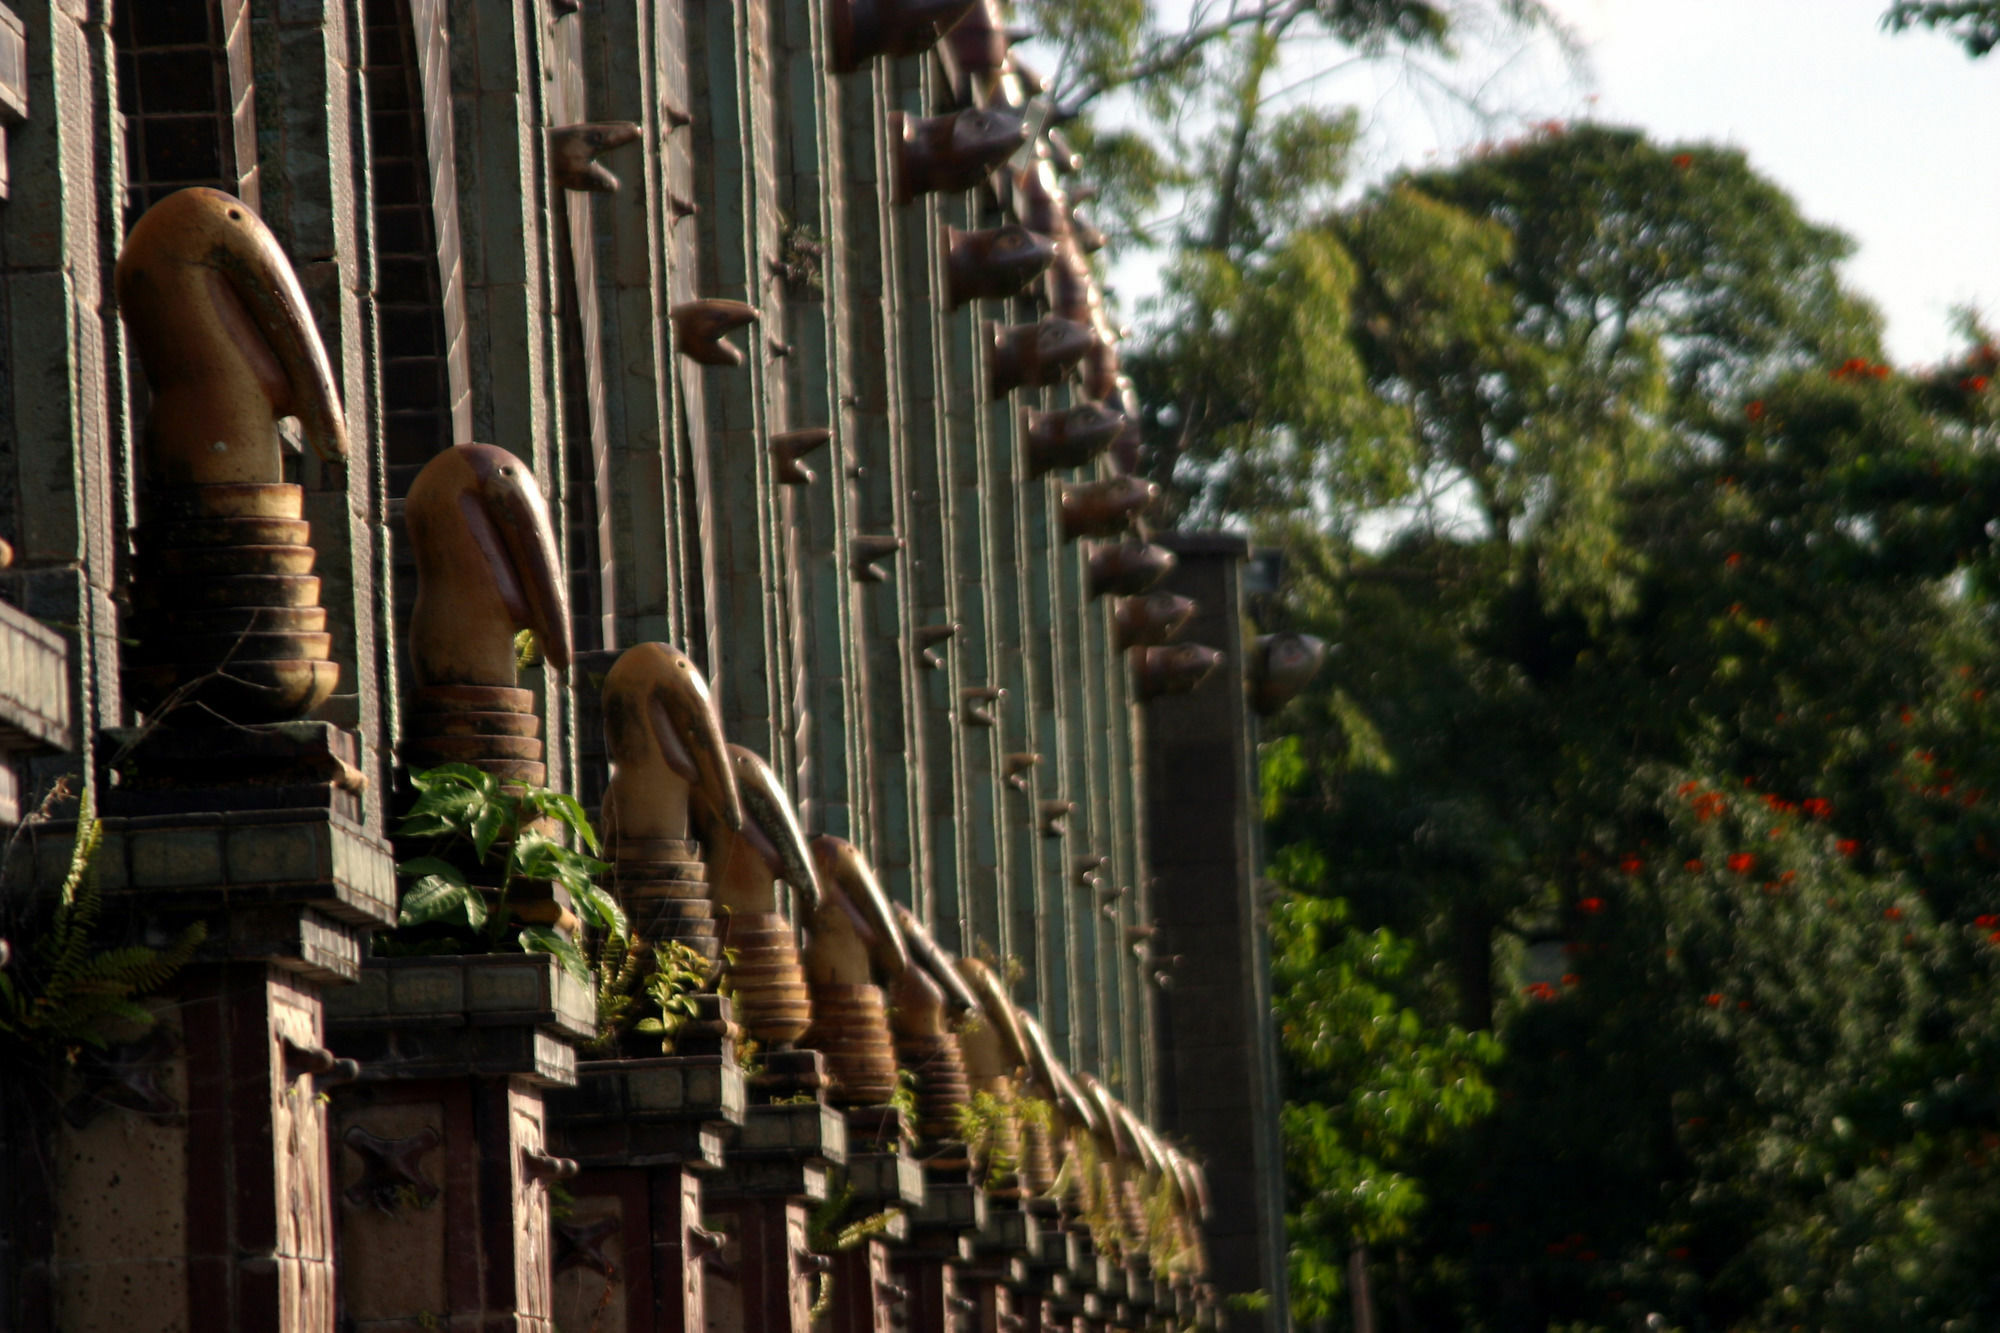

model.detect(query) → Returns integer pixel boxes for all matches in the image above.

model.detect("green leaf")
[571,882,627,936]
[399,874,484,929]
[396,857,467,884]
[471,798,512,864]
[519,925,588,981]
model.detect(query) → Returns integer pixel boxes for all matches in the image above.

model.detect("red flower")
[1989,930,2000,944]
[1725,552,1744,569]
[1745,399,1766,420]
[1577,1250,1600,1263]
[1704,993,1724,1007]
[1671,152,1694,169]
[1727,852,1755,874]
[1578,896,1605,915]
[1884,907,1904,921]
[1838,839,1860,858]
[1800,798,1832,818]
[1684,858,1704,872]
[1562,973,1581,987]
[1737,999,1752,1011]
[1677,780,1700,798]
[1963,375,1991,392]
[1619,854,1643,875]
[1976,914,1999,928]
[1670,1246,1692,1261]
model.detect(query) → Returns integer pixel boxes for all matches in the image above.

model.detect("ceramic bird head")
[116,188,347,486]
[954,956,1030,1083]
[1250,632,1331,715]
[804,836,911,986]
[405,443,571,689]
[1114,592,1196,650]
[1016,1009,1095,1135]
[600,642,742,845]
[704,743,818,915]
[891,904,981,1019]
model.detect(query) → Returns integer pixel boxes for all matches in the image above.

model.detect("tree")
[1882,1,2000,56]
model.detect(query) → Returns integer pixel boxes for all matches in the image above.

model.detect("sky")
[1106,0,1998,368]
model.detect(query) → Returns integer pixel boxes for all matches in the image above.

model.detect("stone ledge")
[846,1149,925,1209]
[0,598,69,753]
[26,806,396,929]
[325,952,594,1039]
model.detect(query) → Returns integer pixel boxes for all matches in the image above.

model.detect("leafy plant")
[392,763,621,979]
[888,1066,919,1126]
[0,788,205,1056]
[631,940,714,1053]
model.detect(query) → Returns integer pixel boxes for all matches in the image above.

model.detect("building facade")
[0,2,1294,1329]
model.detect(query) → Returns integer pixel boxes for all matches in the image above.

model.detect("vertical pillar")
[1141,533,1287,1329]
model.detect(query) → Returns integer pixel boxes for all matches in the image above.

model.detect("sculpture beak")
[203,196,350,463]
[645,649,741,830]
[471,448,573,671]
[892,904,981,1016]
[729,744,819,909]
[810,836,911,978]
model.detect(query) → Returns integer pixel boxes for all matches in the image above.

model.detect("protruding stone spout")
[771,427,833,485]
[671,300,760,367]
[946,223,1057,307]
[548,122,641,192]
[850,534,904,583]
[894,107,1028,203]
[1249,631,1331,715]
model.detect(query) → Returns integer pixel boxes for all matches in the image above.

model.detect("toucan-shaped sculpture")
[946,224,1057,307]
[405,443,572,690]
[548,122,641,193]
[600,642,742,847]
[117,189,349,720]
[986,317,1095,398]
[894,107,1029,203]
[699,744,819,1047]
[1114,592,1196,650]
[1135,642,1225,701]
[116,187,348,485]
[1060,475,1159,542]
[882,912,975,1138]
[1023,401,1125,478]
[829,0,976,71]
[1087,541,1176,599]
[802,836,909,1104]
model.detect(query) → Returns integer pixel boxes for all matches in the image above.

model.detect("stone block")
[390,964,465,1016]
[128,826,225,887]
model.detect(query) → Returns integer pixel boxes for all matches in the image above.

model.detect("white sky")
[1533,0,1998,366]
[1105,0,1998,368]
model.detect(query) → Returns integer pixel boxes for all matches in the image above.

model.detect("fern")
[0,788,205,1055]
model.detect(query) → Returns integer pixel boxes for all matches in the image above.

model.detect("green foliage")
[391,763,617,980]
[630,940,715,1054]
[1882,0,2000,54]
[0,789,204,1056]
[1270,891,1499,1321]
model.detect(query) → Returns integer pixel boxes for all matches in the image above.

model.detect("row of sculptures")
[108,180,1244,1273]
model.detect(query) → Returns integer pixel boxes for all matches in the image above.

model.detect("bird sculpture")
[700,744,819,1045]
[802,836,909,1105]
[887,905,982,1137]
[599,643,742,959]
[956,957,1034,1186]
[116,188,348,719]
[1113,592,1196,650]
[1015,1008,1102,1201]
[402,443,571,785]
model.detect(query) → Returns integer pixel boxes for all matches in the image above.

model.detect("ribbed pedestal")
[403,684,545,785]
[895,1030,971,1140]
[1018,1115,1057,1195]
[803,981,898,1105]
[719,911,812,1046]
[606,835,717,963]
[128,482,338,719]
